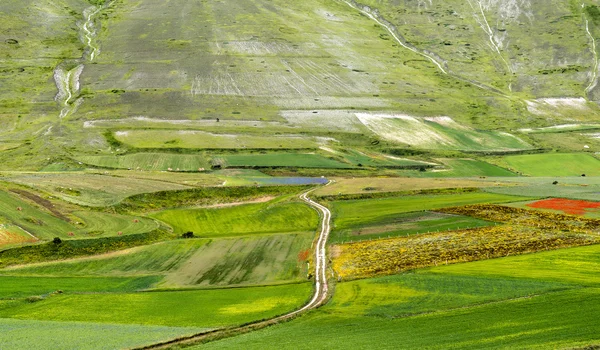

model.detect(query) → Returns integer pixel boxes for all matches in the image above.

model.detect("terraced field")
[76,153,211,171]
[7,233,313,287]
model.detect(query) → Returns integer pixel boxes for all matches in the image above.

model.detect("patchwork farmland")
[2,0,600,348]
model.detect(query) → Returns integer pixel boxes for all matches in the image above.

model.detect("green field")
[0,276,160,298]
[4,173,191,206]
[427,159,517,177]
[113,130,317,149]
[483,176,600,201]
[0,318,204,350]
[76,153,211,171]
[501,153,600,177]
[329,211,495,244]
[197,245,600,349]
[151,200,318,237]
[215,153,353,169]
[7,233,313,287]
[0,283,311,328]
[331,192,531,229]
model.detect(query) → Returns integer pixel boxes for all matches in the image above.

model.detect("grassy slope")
[151,200,318,237]
[0,190,159,241]
[331,192,531,229]
[198,245,600,349]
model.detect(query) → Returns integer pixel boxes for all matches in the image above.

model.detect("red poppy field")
[526,198,600,216]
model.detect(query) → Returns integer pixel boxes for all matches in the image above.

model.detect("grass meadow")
[151,200,318,237]
[501,153,600,177]
[0,283,311,328]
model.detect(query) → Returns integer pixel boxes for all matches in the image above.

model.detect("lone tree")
[53,237,62,245]
[182,231,194,239]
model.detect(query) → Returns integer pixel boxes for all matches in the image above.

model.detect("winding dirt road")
[133,185,332,350]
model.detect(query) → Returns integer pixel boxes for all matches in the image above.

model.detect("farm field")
[0,276,160,298]
[506,198,600,218]
[500,153,600,177]
[330,192,532,229]
[0,318,204,350]
[76,153,211,171]
[214,153,353,169]
[313,177,494,196]
[329,211,495,244]
[0,190,158,241]
[3,173,191,206]
[197,245,600,350]
[113,130,318,150]
[356,114,532,151]
[151,199,318,237]
[3,0,600,348]
[483,176,600,201]
[425,159,517,177]
[7,233,313,288]
[0,283,311,328]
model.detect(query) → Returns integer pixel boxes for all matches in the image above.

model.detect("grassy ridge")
[151,201,318,237]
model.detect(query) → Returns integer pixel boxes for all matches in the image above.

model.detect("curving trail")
[132,184,332,350]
